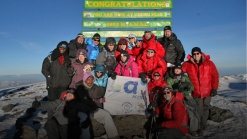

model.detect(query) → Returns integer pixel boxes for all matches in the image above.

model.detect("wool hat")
[57,41,68,49]
[77,33,84,38]
[164,26,172,31]
[83,72,94,82]
[128,33,136,38]
[163,85,173,92]
[118,39,127,45]
[174,64,182,70]
[93,33,101,39]
[95,65,105,73]
[144,30,152,35]
[191,47,202,54]
[76,49,87,58]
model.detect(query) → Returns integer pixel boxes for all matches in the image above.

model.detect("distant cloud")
[19,41,43,52]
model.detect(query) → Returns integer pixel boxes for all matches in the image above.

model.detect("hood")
[142,34,156,43]
[83,72,94,82]
[104,37,117,52]
[117,38,129,50]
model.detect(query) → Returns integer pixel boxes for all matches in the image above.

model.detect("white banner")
[104,76,149,115]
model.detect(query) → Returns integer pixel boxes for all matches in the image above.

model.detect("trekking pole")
[149,91,159,139]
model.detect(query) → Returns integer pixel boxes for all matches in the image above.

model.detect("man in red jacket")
[182,47,219,136]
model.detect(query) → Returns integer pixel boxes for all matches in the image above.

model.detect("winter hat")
[83,72,94,82]
[164,26,172,31]
[191,47,202,54]
[128,33,136,39]
[57,41,68,49]
[77,33,84,38]
[153,72,160,76]
[95,65,105,73]
[93,33,101,39]
[144,30,152,35]
[120,50,130,63]
[118,39,127,45]
[163,85,173,92]
[174,64,182,70]
[105,37,116,46]
[76,49,87,58]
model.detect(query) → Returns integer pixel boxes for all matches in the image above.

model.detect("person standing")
[157,26,185,77]
[42,41,73,101]
[68,33,87,58]
[182,47,219,136]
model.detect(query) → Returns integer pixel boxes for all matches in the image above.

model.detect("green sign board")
[84,1,173,9]
[82,30,164,38]
[82,20,172,28]
[83,11,172,18]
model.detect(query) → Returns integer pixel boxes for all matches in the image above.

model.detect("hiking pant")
[157,128,184,139]
[93,108,119,138]
[47,87,67,101]
[78,112,90,139]
[195,97,211,128]
[44,117,68,139]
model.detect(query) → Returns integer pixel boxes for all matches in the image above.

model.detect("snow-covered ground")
[0,74,246,139]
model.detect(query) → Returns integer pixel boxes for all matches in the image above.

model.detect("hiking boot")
[197,129,203,136]
[190,131,199,137]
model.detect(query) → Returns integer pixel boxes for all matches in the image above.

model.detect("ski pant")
[92,108,119,138]
[44,117,68,139]
[195,96,211,128]
[157,128,184,139]
[47,87,67,101]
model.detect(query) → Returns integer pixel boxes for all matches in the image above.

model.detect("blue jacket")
[91,70,108,87]
[86,38,100,63]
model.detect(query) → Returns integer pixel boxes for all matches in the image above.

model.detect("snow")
[0,74,247,138]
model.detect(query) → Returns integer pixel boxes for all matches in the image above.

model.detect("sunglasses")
[93,39,100,42]
[193,52,200,56]
[163,91,171,95]
[147,50,154,53]
[129,37,134,39]
[119,43,126,45]
[154,75,160,77]
[96,71,103,73]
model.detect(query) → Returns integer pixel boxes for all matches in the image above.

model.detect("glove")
[111,72,117,80]
[211,89,217,96]
[179,82,190,91]
[139,72,147,83]
[32,98,41,108]
[46,75,52,87]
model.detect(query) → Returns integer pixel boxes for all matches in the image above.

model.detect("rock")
[19,126,37,139]
[2,104,16,112]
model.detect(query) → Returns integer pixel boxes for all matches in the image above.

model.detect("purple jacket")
[114,56,138,77]
[69,59,92,89]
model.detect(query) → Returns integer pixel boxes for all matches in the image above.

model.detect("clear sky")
[0,0,246,76]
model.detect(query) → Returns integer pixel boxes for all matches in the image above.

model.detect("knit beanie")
[164,26,172,31]
[83,72,94,82]
[76,49,87,58]
[191,47,202,54]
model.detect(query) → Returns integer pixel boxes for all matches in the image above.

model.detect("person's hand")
[139,72,147,83]
[179,82,190,91]
[32,98,41,108]
[211,89,217,96]
[111,72,117,80]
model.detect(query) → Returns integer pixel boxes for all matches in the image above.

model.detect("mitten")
[139,72,147,83]
[179,82,190,91]
[32,98,41,108]
[210,89,217,96]
[111,72,117,80]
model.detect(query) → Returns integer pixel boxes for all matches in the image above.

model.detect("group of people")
[31,25,219,139]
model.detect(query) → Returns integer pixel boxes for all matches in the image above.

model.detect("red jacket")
[137,44,167,78]
[147,68,168,103]
[182,53,219,98]
[155,92,189,135]
[132,34,165,59]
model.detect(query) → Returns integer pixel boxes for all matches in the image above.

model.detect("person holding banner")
[137,44,167,83]
[114,50,138,78]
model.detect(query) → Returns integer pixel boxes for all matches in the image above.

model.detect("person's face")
[121,55,127,63]
[93,38,100,45]
[108,44,115,51]
[65,93,74,101]
[164,30,172,38]
[144,33,152,40]
[78,54,86,62]
[174,68,182,74]
[119,44,127,50]
[77,36,84,44]
[85,76,94,87]
[59,47,66,54]
[153,74,160,80]
[147,51,155,57]
[192,51,202,62]
[129,37,135,43]
[96,71,103,77]
[163,88,173,101]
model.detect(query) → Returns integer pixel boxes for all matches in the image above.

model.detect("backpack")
[174,99,201,132]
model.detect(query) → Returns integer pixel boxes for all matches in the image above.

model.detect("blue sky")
[0,0,246,76]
